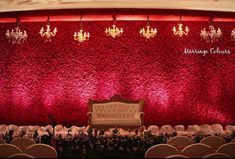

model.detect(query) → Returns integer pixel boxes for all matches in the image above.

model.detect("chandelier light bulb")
[172,23,189,37]
[231,29,235,41]
[73,16,90,43]
[139,25,158,39]
[105,24,123,38]
[200,25,222,43]
[39,24,57,42]
[73,30,90,43]
[39,16,57,42]
[6,26,28,44]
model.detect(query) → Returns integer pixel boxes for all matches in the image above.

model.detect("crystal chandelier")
[231,29,235,41]
[172,16,189,37]
[73,16,90,43]
[39,16,57,42]
[139,15,157,39]
[105,15,123,38]
[6,18,28,44]
[200,25,222,43]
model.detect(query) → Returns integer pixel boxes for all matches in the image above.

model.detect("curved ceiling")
[0,0,235,13]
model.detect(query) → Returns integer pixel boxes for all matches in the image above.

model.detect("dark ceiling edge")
[0,8,235,18]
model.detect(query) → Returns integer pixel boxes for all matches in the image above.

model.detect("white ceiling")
[0,0,235,12]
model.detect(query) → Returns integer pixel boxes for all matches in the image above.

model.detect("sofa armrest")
[87,112,93,116]
[139,112,145,126]
[87,112,93,125]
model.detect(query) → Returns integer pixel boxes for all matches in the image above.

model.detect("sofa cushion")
[92,118,141,126]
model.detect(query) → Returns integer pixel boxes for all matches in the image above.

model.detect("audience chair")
[211,124,224,135]
[25,143,58,158]
[144,144,178,158]
[199,124,212,134]
[0,138,6,144]
[203,152,231,158]
[231,138,235,143]
[200,136,226,153]
[10,137,36,152]
[182,143,211,158]
[165,154,189,158]
[8,153,35,158]
[0,144,23,158]
[160,125,174,134]
[174,125,185,132]
[167,136,194,152]
[216,143,235,157]
[147,125,159,135]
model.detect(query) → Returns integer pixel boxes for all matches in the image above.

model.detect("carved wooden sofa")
[87,95,144,128]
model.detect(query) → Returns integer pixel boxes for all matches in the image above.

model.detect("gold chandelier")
[200,18,222,43]
[105,15,123,38]
[172,16,189,37]
[73,16,90,43]
[231,29,235,41]
[39,16,57,42]
[139,15,157,39]
[6,18,28,44]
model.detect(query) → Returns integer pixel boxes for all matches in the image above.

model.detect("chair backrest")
[25,144,58,158]
[182,143,211,158]
[216,143,235,157]
[225,125,235,133]
[8,125,18,131]
[187,125,200,132]
[0,124,8,131]
[211,124,224,133]
[231,138,235,143]
[0,144,23,158]
[174,125,185,132]
[147,125,159,134]
[45,125,53,134]
[144,144,178,158]
[167,136,194,152]
[17,126,28,137]
[28,126,39,132]
[55,125,63,132]
[8,153,35,158]
[10,137,36,152]
[200,136,226,152]
[200,124,212,133]
[0,138,6,144]
[203,152,231,158]
[161,125,174,133]
[165,154,189,158]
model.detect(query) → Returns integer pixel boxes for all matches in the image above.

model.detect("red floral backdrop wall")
[0,19,234,126]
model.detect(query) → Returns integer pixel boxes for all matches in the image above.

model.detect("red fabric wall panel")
[0,20,234,126]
